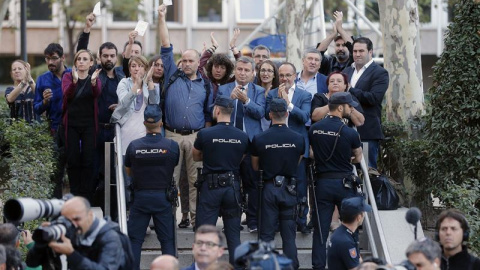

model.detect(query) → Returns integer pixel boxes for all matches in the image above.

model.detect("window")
[165,1,182,23]
[197,0,222,22]
[365,0,380,22]
[235,0,268,23]
[418,0,432,23]
[27,0,51,21]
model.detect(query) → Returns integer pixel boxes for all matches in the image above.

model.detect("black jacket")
[441,246,480,270]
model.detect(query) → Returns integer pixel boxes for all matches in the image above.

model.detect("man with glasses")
[308,92,363,270]
[265,62,312,235]
[183,225,226,270]
[33,43,71,199]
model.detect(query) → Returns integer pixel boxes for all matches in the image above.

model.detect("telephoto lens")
[32,216,74,244]
[3,198,64,222]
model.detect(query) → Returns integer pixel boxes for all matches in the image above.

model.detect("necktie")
[235,87,245,130]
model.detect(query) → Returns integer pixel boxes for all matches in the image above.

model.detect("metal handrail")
[114,124,128,234]
[359,156,392,264]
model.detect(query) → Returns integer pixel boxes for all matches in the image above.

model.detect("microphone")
[405,207,422,240]
[405,207,422,225]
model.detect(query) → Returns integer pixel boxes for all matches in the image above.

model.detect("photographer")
[406,238,441,270]
[26,196,125,270]
[0,223,38,270]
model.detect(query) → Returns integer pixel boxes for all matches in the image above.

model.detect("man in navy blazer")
[266,62,312,234]
[218,56,265,232]
[344,37,389,169]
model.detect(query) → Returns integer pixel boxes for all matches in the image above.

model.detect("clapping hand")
[91,68,101,86]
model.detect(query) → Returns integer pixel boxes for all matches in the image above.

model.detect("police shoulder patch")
[349,248,357,258]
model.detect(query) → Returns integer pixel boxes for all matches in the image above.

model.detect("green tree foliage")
[423,0,480,252]
[0,97,56,224]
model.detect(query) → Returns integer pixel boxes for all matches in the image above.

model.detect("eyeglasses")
[45,56,60,62]
[260,69,274,74]
[279,74,293,79]
[254,55,268,59]
[194,240,221,248]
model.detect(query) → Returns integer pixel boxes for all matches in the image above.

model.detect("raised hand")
[210,32,219,48]
[91,68,101,86]
[229,28,241,48]
[333,11,343,29]
[72,67,78,84]
[158,4,167,19]
[128,31,138,44]
[144,65,154,83]
[86,13,96,29]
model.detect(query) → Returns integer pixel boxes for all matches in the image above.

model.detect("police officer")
[308,92,363,270]
[327,197,372,270]
[125,104,180,270]
[192,95,249,267]
[251,98,305,269]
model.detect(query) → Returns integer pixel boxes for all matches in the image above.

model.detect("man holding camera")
[124,103,180,270]
[26,196,125,269]
[308,92,363,270]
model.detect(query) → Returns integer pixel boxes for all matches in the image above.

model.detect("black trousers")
[65,125,96,202]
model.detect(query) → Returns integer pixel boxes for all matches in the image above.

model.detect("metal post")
[343,0,382,37]
[20,0,27,61]
[104,142,112,217]
[115,125,128,234]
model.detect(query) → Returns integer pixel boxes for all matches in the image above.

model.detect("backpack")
[161,69,211,121]
[98,220,135,270]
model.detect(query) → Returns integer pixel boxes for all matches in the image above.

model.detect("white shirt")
[350,59,374,88]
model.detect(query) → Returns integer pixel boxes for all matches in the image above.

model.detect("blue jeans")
[128,190,175,270]
[260,182,299,269]
[196,179,242,267]
[363,140,379,169]
[312,178,358,270]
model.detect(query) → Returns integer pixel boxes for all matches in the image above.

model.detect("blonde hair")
[74,49,94,65]
[129,55,149,70]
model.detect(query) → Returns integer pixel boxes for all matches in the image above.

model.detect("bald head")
[61,196,94,235]
[150,255,179,270]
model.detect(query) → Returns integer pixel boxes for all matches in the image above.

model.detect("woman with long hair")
[61,49,102,201]
[4,60,39,122]
[255,60,279,131]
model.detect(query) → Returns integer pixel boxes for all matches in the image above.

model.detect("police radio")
[166,177,178,207]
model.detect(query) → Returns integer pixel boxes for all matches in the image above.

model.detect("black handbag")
[369,170,400,210]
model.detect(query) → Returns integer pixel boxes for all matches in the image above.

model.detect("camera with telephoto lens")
[32,215,76,244]
[3,197,65,223]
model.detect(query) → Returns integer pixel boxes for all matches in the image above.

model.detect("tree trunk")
[378,0,425,124]
[285,0,305,68]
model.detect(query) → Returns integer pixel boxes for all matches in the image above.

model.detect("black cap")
[340,197,372,218]
[329,92,358,107]
[270,98,287,112]
[211,95,234,108]
[144,104,162,123]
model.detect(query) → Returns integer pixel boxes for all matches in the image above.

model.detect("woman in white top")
[111,55,160,155]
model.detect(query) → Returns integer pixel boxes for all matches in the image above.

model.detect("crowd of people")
[2,4,479,270]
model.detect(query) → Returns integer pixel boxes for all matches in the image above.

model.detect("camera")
[32,216,76,244]
[3,197,65,223]
[234,241,293,270]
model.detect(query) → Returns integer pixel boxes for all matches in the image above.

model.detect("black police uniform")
[308,115,362,270]
[251,123,305,270]
[327,225,360,270]
[125,133,180,270]
[194,122,249,266]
